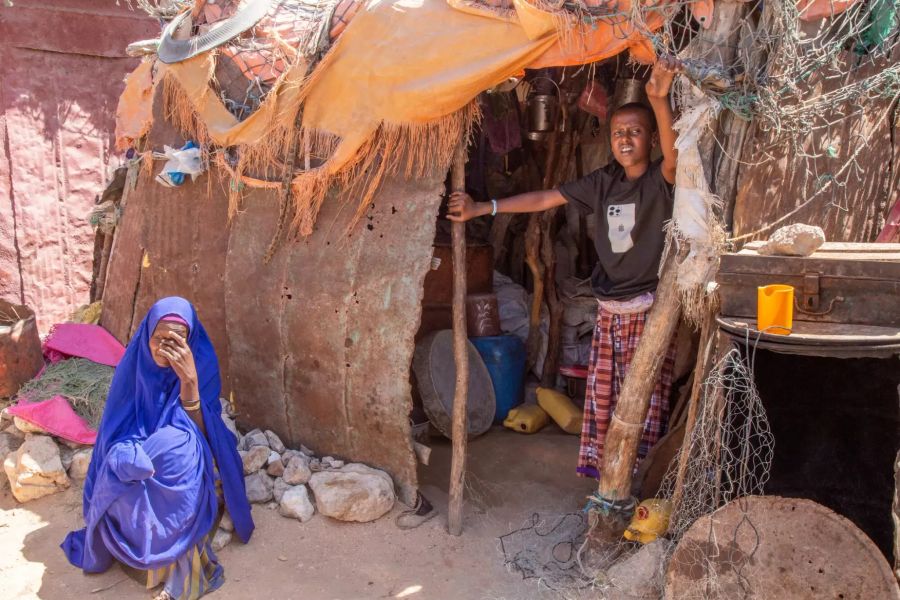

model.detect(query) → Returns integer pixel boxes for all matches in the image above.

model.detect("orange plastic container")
[757,284,794,335]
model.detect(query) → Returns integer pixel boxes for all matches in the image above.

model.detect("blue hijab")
[62,297,253,572]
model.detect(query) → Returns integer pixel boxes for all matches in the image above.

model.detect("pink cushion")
[43,323,125,367]
[8,396,97,445]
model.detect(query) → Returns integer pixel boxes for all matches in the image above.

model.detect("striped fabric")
[146,537,224,600]
[576,304,677,479]
[145,477,226,600]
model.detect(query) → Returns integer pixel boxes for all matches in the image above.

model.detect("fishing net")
[17,359,114,429]
[500,342,774,598]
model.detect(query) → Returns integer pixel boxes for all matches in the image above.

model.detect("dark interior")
[748,347,900,560]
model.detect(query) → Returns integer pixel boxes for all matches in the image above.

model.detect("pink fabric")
[42,323,125,367]
[8,396,97,444]
[160,314,190,328]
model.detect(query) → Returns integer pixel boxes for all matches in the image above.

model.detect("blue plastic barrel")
[470,334,526,423]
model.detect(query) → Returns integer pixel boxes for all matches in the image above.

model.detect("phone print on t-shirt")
[607,203,635,253]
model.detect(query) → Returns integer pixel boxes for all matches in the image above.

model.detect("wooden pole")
[596,251,682,504]
[669,309,718,517]
[447,141,469,536]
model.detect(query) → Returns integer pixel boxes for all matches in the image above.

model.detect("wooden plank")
[732,47,900,244]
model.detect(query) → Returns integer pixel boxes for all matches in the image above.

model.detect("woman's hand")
[158,332,200,402]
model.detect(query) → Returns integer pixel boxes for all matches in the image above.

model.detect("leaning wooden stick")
[669,308,717,517]
[593,251,682,537]
[447,141,469,537]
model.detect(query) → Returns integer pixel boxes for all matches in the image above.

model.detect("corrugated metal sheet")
[102,94,442,502]
[0,1,155,328]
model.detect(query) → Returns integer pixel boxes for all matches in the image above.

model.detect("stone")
[266,502,278,510]
[4,424,25,440]
[220,398,236,418]
[0,431,23,461]
[267,450,281,465]
[308,458,324,472]
[300,445,314,457]
[283,455,312,485]
[243,471,274,504]
[220,511,234,532]
[241,429,269,451]
[264,430,286,454]
[212,528,233,552]
[758,223,826,257]
[241,445,270,474]
[13,417,47,435]
[279,485,315,522]
[68,448,93,480]
[59,446,75,471]
[281,449,299,464]
[0,431,23,490]
[221,414,240,442]
[340,463,395,487]
[266,459,285,478]
[606,539,671,599]
[308,464,395,522]
[0,407,12,428]
[273,477,291,504]
[3,435,71,502]
[322,456,344,470]
[58,439,88,450]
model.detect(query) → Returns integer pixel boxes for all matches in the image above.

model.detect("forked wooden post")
[447,141,469,536]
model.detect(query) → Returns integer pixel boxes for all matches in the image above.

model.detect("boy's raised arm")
[645,56,683,185]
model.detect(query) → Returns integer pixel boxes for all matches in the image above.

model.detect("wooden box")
[717,242,900,327]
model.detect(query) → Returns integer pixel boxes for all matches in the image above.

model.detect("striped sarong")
[143,477,226,600]
[145,537,224,600]
[576,303,677,479]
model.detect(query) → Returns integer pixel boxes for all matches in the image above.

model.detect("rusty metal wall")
[732,52,899,244]
[102,94,441,503]
[0,1,155,329]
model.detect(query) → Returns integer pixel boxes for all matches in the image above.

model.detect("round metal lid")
[412,330,495,440]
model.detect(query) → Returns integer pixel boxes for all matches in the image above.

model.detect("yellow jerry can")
[502,404,550,434]
[536,387,584,435]
[623,498,673,544]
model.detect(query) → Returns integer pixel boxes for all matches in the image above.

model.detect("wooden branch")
[597,251,682,504]
[447,141,469,537]
[524,214,545,372]
[539,210,562,388]
[669,309,717,517]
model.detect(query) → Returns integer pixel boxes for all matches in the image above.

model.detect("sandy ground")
[1,427,596,600]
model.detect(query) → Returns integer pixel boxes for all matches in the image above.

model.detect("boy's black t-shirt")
[558,159,674,301]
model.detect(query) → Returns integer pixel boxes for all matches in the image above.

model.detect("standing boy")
[448,57,682,478]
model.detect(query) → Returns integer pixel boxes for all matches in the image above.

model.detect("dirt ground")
[1,427,596,600]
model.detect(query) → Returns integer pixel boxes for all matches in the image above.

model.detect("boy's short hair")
[611,102,658,132]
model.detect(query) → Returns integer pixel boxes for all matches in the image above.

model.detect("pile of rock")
[0,406,397,550]
[211,410,398,551]
[0,410,93,502]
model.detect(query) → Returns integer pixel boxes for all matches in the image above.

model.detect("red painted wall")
[0,1,156,330]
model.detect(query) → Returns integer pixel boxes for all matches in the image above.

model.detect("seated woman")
[62,297,253,600]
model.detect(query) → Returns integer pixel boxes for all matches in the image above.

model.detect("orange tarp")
[119,0,674,232]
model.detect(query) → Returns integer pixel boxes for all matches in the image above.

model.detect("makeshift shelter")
[99,0,899,593]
